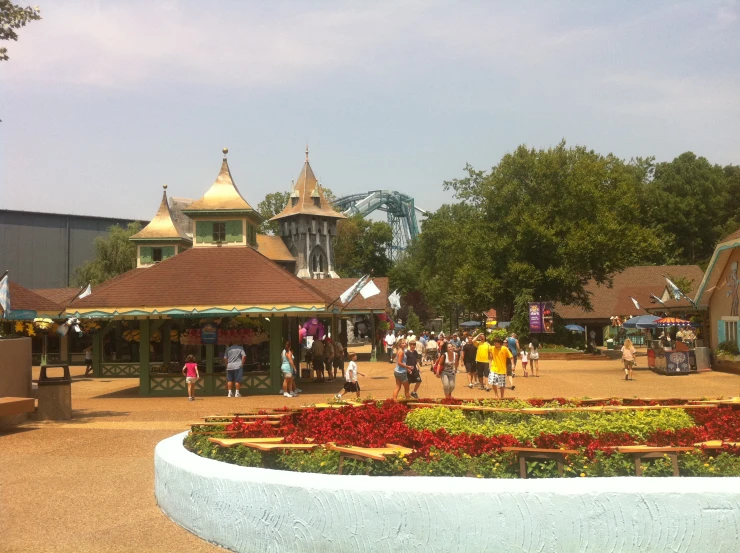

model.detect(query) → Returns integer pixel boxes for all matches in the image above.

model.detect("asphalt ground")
[2,352,739,552]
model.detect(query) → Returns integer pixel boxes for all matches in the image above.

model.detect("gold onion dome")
[130,185,190,241]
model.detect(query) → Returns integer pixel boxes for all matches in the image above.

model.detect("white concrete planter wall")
[155,432,740,553]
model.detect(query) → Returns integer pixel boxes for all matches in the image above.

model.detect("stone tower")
[270,148,346,279]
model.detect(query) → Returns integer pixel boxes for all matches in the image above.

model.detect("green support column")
[92,329,102,377]
[139,319,150,396]
[205,344,214,395]
[269,317,282,393]
[162,321,171,369]
[370,311,377,362]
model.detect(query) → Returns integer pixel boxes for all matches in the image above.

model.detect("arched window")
[309,246,327,276]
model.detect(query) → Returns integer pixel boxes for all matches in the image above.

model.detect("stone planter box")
[155,432,740,553]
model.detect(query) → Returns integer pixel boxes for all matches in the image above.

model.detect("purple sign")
[529,302,543,333]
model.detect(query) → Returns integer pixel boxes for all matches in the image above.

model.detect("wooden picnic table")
[501,447,579,478]
[609,446,695,476]
[326,443,414,475]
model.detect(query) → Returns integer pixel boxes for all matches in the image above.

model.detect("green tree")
[334,214,393,277]
[405,306,421,334]
[73,222,141,286]
[1,1,41,62]
[257,191,290,234]
[641,152,729,264]
[411,141,662,320]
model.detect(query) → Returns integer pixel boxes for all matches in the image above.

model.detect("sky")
[1,0,739,220]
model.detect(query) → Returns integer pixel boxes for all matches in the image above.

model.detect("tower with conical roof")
[270,147,346,279]
[182,148,262,249]
[130,184,192,267]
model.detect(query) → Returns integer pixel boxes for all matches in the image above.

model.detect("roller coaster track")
[333,190,426,261]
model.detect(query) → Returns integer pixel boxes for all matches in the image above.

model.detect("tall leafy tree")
[334,214,393,277]
[641,152,729,264]
[73,222,141,286]
[0,1,41,62]
[257,191,290,234]
[413,141,662,322]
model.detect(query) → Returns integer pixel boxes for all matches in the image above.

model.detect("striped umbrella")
[654,317,692,327]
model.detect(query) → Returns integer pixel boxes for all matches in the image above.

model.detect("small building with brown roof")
[59,149,387,395]
[556,265,703,345]
[694,230,740,352]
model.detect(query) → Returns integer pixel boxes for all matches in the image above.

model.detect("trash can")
[35,364,72,420]
[606,339,615,350]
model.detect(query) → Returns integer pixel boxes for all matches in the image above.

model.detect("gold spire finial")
[163,184,168,190]
[223,147,229,157]
[305,143,309,162]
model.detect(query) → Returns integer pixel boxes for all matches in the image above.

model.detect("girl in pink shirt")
[182,354,200,401]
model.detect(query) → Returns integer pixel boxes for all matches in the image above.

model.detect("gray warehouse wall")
[0,210,143,289]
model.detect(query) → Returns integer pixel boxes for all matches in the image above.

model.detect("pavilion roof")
[307,277,389,312]
[33,287,83,306]
[182,154,258,215]
[270,149,346,221]
[66,247,332,316]
[130,187,190,242]
[556,265,704,321]
[256,235,296,262]
[1,281,64,318]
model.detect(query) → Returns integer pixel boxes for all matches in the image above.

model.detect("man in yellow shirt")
[474,333,493,392]
[490,337,513,399]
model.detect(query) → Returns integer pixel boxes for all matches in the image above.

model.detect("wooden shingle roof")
[307,277,389,311]
[1,282,64,317]
[556,265,703,320]
[68,247,332,314]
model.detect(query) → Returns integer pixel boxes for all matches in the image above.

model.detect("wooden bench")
[501,447,579,478]
[188,420,280,428]
[326,443,414,475]
[610,446,695,476]
[202,414,287,422]
[694,440,740,449]
[0,397,36,419]
[208,437,286,447]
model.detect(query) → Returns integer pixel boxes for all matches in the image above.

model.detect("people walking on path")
[224,342,246,397]
[384,330,396,363]
[489,337,513,399]
[528,339,540,377]
[507,333,520,389]
[393,339,413,400]
[622,338,636,381]
[181,354,199,401]
[405,340,423,399]
[461,334,478,388]
[474,333,493,392]
[281,341,297,398]
[438,341,459,398]
[335,352,364,400]
[520,350,529,377]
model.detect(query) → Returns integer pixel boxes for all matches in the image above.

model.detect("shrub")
[404,406,695,443]
[717,340,739,356]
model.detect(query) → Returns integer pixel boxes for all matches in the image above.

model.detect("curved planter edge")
[155,431,740,553]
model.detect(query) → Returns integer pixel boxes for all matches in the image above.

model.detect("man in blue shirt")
[506,333,520,390]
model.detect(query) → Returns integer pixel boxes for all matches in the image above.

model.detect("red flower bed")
[223,401,740,462]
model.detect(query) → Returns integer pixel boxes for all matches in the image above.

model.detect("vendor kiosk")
[647,340,692,375]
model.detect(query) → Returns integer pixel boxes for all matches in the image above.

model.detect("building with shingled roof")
[57,149,386,395]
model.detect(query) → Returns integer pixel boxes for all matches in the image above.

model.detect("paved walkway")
[2,355,739,552]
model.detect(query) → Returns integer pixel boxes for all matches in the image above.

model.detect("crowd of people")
[385,329,541,400]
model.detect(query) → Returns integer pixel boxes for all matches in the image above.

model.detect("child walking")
[621,338,636,381]
[182,354,199,401]
[520,350,529,377]
[335,353,365,400]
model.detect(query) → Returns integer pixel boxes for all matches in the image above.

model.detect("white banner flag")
[78,283,92,299]
[339,274,371,305]
[0,273,9,317]
[359,279,381,299]
[630,296,642,311]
